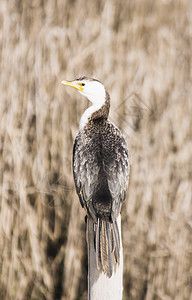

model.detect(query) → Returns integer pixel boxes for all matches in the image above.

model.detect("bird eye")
[81,83,85,86]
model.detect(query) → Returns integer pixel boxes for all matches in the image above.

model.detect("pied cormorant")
[61,76,129,278]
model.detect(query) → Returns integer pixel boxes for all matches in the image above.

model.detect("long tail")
[95,218,120,278]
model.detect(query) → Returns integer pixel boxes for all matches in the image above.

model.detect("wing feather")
[73,131,100,221]
[73,120,129,222]
[102,122,129,221]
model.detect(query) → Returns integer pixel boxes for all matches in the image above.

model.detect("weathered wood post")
[86,214,123,300]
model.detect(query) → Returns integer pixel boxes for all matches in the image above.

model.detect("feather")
[95,218,120,278]
[73,112,129,278]
[65,77,129,277]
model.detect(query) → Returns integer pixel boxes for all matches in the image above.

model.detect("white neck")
[79,83,106,130]
[79,104,102,130]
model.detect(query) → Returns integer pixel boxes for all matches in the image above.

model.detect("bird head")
[61,76,106,106]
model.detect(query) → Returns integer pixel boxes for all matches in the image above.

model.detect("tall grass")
[0,0,191,299]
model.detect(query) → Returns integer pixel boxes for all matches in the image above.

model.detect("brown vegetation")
[0,0,192,299]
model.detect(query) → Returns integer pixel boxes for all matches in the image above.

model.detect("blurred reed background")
[0,0,192,299]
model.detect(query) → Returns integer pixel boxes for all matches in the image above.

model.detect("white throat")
[79,82,106,130]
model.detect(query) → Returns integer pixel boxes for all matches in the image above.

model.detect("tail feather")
[105,221,113,276]
[95,218,101,270]
[95,218,120,278]
[112,221,120,265]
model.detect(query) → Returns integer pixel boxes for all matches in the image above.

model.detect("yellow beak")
[61,80,83,91]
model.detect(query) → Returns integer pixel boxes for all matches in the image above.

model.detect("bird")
[61,76,129,278]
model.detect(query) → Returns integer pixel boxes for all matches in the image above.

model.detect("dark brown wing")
[73,129,100,222]
[102,121,129,221]
[73,121,129,222]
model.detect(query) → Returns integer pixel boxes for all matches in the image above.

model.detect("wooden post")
[86,214,123,300]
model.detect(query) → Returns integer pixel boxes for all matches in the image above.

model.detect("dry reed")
[0,0,192,299]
